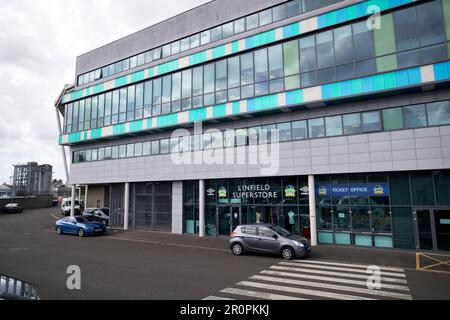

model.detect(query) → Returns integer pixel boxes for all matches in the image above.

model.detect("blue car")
[56,216,106,237]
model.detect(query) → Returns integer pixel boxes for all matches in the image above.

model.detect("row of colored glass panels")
[60,60,450,145]
[61,0,413,105]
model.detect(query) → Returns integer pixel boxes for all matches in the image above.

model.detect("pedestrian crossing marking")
[204,259,412,301]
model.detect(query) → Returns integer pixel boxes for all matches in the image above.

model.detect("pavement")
[1,208,450,300]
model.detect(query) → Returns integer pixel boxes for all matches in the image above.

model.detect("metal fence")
[416,252,450,274]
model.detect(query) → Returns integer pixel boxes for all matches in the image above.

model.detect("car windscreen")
[75,217,91,224]
[271,225,291,237]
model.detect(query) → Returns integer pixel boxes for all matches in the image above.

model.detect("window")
[355,59,376,77]
[211,26,222,42]
[352,208,371,232]
[427,101,450,126]
[362,111,382,132]
[269,45,284,79]
[204,63,215,94]
[383,108,404,130]
[292,120,308,140]
[192,67,203,97]
[394,7,419,52]
[232,18,245,34]
[420,44,448,65]
[162,44,171,58]
[228,57,240,88]
[153,78,162,106]
[259,9,272,26]
[301,71,317,87]
[334,25,353,65]
[171,41,180,55]
[181,38,190,52]
[287,0,301,17]
[343,113,361,135]
[200,30,211,45]
[190,34,200,49]
[143,142,151,156]
[416,0,445,47]
[162,75,172,105]
[241,53,254,85]
[325,116,343,137]
[152,140,160,155]
[309,118,325,138]
[119,145,126,159]
[160,139,170,154]
[398,49,421,69]
[404,104,427,129]
[277,122,292,142]
[246,13,259,30]
[255,49,268,83]
[300,35,317,72]
[353,21,375,61]
[222,22,233,38]
[216,60,227,92]
[283,41,299,77]
[318,67,336,84]
[317,31,334,69]
[135,143,143,157]
[182,70,192,110]
[336,63,355,81]
[258,227,275,238]
[273,4,287,22]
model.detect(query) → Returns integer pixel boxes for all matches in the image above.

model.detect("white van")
[61,198,81,216]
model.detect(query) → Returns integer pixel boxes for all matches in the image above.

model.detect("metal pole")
[199,180,205,238]
[55,109,70,184]
[124,183,130,231]
[71,185,76,218]
[85,185,89,209]
[309,175,318,247]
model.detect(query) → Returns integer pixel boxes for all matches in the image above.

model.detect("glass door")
[415,209,434,250]
[435,210,450,252]
[231,207,241,233]
[217,207,231,236]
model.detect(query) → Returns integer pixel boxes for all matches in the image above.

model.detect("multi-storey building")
[12,162,53,197]
[55,0,450,251]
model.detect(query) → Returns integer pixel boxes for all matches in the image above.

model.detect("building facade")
[12,163,53,197]
[56,0,450,252]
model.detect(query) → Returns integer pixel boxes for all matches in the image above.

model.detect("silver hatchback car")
[229,224,311,260]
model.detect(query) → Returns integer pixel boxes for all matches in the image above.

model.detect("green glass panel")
[283,40,299,76]
[444,0,450,41]
[377,54,398,73]
[411,172,435,206]
[392,207,415,249]
[434,171,450,206]
[374,14,396,56]
[390,172,412,206]
[383,108,404,130]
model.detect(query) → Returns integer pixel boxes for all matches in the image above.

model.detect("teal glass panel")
[131,71,145,83]
[157,113,178,127]
[189,108,207,122]
[113,124,126,135]
[114,76,128,88]
[213,104,227,117]
[189,52,207,65]
[318,232,334,244]
[130,120,143,132]
[232,101,241,114]
[334,233,351,245]
[91,128,102,139]
[212,45,226,59]
[375,236,394,248]
[355,235,372,247]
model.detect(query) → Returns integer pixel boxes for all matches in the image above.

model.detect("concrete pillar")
[70,185,76,218]
[199,180,205,238]
[124,182,130,231]
[308,175,318,247]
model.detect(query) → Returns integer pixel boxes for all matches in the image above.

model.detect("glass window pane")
[153,47,161,60]
[394,7,419,52]
[241,84,254,99]
[417,0,445,47]
[404,104,427,129]
[162,75,171,104]
[353,21,375,61]
[152,141,160,155]
[234,18,245,34]
[215,60,227,91]
[421,44,448,65]
[241,53,254,85]
[259,9,272,26]
[162,44,171,58]
[353,208,371,232]
[325,116,343,137]
[301,71,317,87]
[343,113,361,135]
[255,48,268,82]
[285,75,300,90]
[318,67,336,84]
[135,84,143,109]
[383,108,404,130]
[171,41,180,55]
[427,101,450,126]
[204,63,215,93]
[153,78,161,105]
[355,59,376,77]
[292,120,308,140]
[269,45,283,79]
[144,81,152,107]
[127,144,134,158]
[300,36,317,73]
[222,22,233,38]
[277,122,292,142]
[192,67,203,97]
[336,63,355,81]
[362,111,382,132]
[398,49,421,69]
[317,31,334,69]
[270,78,284,93]
[228,56,240,88]
[200,30,211,45]
[255,82,269,96]
[171,72,181,102]
[309,118,325,138]
[283,41,299,77]
[143,142,151,156]
[246,13,259,30]
[119,145,126,159]
[287,0,301,17]
[334,25,353,65]
[135,143,143,157]
[137,54,145,66]
[190,34,200,49]
[181,38,190,52]
[411,172,435,206]
[160,139,170,154]
[211,26,222,42]
[273,4,287,22]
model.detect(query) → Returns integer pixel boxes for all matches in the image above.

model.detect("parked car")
[229,224,311,260]
[3,203,23,214]
[55,216,106,237]
[82,208,109,225]
[61,198,81,216]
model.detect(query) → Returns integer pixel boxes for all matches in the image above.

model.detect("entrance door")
[435,210,450,251]
[217,206,241,236]
[415,209,434,250]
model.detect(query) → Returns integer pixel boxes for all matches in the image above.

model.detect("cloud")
[0,0,209,184]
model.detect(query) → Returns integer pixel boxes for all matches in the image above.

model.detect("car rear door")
[240,226,260,251]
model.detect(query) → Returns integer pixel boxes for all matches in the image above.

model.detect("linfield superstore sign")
[208,184,306,200]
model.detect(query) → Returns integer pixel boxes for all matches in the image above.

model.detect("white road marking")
[250,275,413,300]
[284,262,406,278]
[261,270,410,291]
[220,288,307,300]
[275,264,408,284]
[203,296,235,301]
[237,281,375,300]
[298,259,405,272]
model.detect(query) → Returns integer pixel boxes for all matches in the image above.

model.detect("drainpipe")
[124,182,130,231]
[309,175,318,247]
[199,180,205,238]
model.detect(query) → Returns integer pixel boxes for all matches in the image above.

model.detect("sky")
[0,0,210,184]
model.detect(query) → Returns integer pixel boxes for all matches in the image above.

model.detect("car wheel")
[282,247,295,261]
[78,228,85,238]
[231,243,244,256]
[56,227,62,235]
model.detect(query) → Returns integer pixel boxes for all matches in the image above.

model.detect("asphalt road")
[1,208,450,300]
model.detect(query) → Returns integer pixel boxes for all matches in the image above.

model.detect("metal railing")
[416,252,450,274]
[0,274,40,300]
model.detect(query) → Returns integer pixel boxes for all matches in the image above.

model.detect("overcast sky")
[0,0,210,184]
